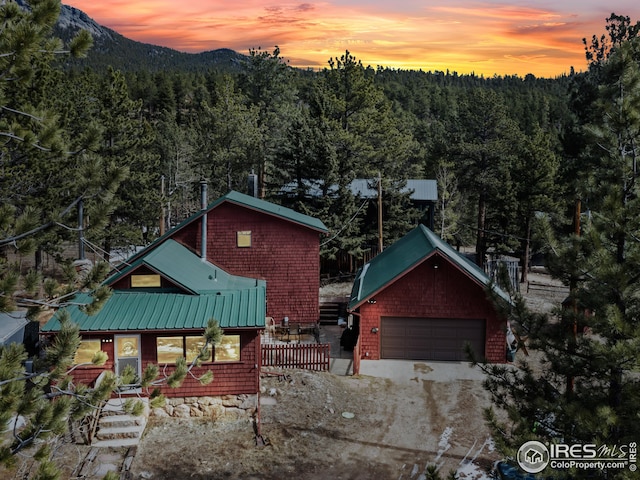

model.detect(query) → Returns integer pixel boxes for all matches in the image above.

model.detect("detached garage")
[348,225,509,364]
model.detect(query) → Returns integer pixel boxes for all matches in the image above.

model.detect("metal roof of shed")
[281,179,438,202]
[349,179,438,201]
[42,288,266,332]
[106,239,264,293]
[348,224,509,310]
[0,311,28,344]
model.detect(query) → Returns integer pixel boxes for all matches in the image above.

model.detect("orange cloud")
[62,1,639,77]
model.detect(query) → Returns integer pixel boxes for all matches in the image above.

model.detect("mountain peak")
[58,4,113,41]
[48,2,245,72]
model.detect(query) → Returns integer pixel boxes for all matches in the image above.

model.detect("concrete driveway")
[359,359,487,382]
[321,323,488,381]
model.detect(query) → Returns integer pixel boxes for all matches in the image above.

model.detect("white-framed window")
[237,231,251,247]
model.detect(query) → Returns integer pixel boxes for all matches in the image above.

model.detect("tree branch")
[0,195,83,246]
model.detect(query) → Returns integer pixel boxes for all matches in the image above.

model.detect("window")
[74,339,102,365]
[186,336,212,362]
[156,335,212,364]
[156,336,184,364]
[215,335,240,362]
[116,336,139,357]
[236,231,251,247]
[131,274,161,288]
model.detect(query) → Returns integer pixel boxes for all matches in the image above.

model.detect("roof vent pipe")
[200,180,208,261]
[248,171,258,198]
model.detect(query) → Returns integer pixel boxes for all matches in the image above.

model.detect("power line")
[320,199,369,247]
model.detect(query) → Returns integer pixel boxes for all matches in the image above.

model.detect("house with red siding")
[42,239,266,417]
[348,225,509,363]
[42,189,327,415]
[138,189,328,326]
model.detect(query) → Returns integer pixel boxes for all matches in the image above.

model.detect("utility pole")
[78,198,85,260]
[567,197,581,394]
[160,175,166,236]
[378,172,383,253]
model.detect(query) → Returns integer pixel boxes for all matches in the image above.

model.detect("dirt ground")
[130,368,498,480]
[125,273,563,480]
[5,272,565,480]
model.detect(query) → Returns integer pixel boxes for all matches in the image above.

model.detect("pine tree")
[237,46,299,198]
[454,88,522,266]
[477,37,640,480]
[193,75,261,197]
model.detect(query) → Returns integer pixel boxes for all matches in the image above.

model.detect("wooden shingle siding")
[174,202,322,325]
[139,330,260,398]
[358,257,506,363]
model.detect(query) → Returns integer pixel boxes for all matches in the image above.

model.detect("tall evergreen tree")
[237,46,298,198]
[194,75,261,197]
[477,35,640,480]
[512,126,560,283]
[87,68,160,253]
[454,88,522,266]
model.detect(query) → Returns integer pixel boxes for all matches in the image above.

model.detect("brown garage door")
[381,317,485,361]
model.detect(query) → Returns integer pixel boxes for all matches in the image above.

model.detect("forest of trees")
[2,5,605,277]
[1,1,639,478]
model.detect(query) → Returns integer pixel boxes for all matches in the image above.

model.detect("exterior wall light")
[371,327,379,334]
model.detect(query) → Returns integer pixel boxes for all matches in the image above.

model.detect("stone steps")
[92,398,149,448]
[99,414,145,428]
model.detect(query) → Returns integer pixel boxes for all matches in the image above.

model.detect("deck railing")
[261,343,331,371]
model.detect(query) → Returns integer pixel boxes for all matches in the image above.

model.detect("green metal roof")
[348,224,509,310]
[113,190,327,272]
[42,287,266,333]
[44,239,267,333]
[106,239,264,293]
[209,190,328,233]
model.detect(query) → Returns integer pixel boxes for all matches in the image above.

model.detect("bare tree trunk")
[520,216,531,284]
[475,192,487,268]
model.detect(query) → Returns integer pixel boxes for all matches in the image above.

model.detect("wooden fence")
[484,257,520,292]
[262,343,331,371]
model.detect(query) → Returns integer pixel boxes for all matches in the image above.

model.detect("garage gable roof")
[106,239,263,294]
[348,225,509,309]
[42,287,266,332]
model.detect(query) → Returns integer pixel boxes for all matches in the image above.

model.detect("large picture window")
[215,335,240,362]
[156,335,239,363]
[156,336,185,364]
[74,339,102,365]
[185,336,211,363]
[156,335,212,364]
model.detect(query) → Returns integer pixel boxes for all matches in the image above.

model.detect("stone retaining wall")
[150,394,257,420]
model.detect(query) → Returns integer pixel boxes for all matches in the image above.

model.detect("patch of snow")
[456,460,493,479]
[435,426,453,461]
[457,436,496,479]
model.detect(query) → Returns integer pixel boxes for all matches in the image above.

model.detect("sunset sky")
[63,1,640,78]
